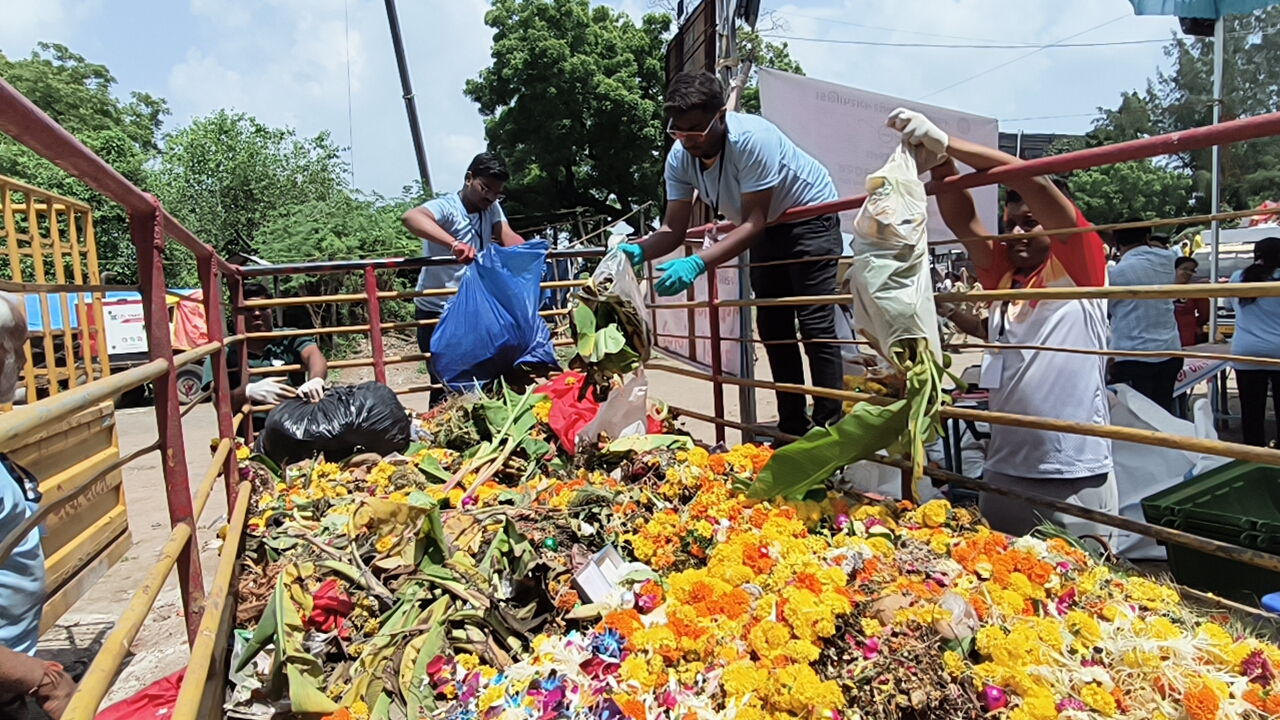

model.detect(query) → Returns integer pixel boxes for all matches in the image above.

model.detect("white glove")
[887,108,949,156]
[297,377,326,403]
[246,377,296,405]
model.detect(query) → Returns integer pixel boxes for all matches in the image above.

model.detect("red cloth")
[170,290,209,350]
[95,669,184,720]
[1174,297,1210,347]
[534,372,599,455]
[307,578,354,635]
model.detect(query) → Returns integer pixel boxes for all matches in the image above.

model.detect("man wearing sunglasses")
[402,152,525,404]
[620,71,843,438]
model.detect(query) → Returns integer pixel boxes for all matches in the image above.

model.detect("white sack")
[1109,385,1230,560]
[850,143,943,365]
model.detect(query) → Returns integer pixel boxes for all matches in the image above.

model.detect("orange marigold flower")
[1183,683,1221,720]
[708,455,727,475]
[602,609,644,638]
[794,572,823,595]
[615,695,647,720]
[968,594,989,621]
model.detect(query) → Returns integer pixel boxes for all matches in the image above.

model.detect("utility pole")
[384,0,433,194]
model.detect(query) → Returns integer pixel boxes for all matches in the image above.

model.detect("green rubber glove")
[654,255,707,297]
[618,242,645,270]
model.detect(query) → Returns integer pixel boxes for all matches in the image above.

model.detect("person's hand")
[246,377,297,405]
[654,255,707,297]
[451,241,477,264]
[297,376,326,403]
[887,108,949,156]
[618,242,645,270]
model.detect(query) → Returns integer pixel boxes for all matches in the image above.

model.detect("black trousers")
[749,213,844,437]
[1110,357,1184,414]
[415,305,446,407]
[1238,369,1280,447]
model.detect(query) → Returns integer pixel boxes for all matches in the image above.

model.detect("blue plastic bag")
[431,239,559,390]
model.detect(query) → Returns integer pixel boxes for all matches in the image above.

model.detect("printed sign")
[102,299,147,355]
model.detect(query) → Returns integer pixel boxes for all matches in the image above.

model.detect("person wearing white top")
[890,109,1116,547]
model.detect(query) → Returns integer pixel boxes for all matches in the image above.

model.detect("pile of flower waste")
[225,388,1280,720]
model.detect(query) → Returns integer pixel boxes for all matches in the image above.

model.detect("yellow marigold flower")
[721,660,765,698]
[1065,611,1102,644]
[1196,622,1233,648]
[532,399,551,423]
[929,533,952,555]
[478,685,505,708]
[687,446,709,468]
[257,494,274,509]
[860,618,883,637]
[350,699,371,720]
[387,490,408,503]
[976,626,1006,657]
[918,499,950,528]
[374,534,397,553]
[1008,572,1046,601]
[748,620,791,659]
[455,653,481,671]
[1080,683,1116,716]
[236,445,251,461]
[866,536,895,558]
[782,639,822,663]
[942,650,966,677]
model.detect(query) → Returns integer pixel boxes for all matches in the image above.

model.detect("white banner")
[758,68,1000,248]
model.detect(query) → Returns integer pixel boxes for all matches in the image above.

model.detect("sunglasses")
[667,110,723,141]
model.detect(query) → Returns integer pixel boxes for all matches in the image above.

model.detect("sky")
[0,0,1183,200]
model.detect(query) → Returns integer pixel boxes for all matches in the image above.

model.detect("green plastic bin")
[1141,461,1280,604]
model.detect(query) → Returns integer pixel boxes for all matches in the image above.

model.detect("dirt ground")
[34,336,1257,708]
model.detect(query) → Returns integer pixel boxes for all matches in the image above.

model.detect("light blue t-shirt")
[1228,267,1280,370]
[1107,246,1181,358]
[664,112,838,225]
[0,460,44,655]
[415,191,508,313]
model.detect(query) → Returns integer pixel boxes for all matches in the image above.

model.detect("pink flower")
[1056,697,1086,712]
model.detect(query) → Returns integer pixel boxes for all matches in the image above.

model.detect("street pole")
[1209,16,1224,341]
[384,0,433,194]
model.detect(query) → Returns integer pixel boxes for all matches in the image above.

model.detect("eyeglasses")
[667,110,723,141]
[474,180,505,202]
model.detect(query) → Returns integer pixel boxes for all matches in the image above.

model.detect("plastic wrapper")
[569,249,653,399]
[258,382,412,465]
[431,239,559,390]
[849,142,943,365]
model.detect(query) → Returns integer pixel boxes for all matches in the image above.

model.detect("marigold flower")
[1080,683,1116,716]
[1183,683,1220,720]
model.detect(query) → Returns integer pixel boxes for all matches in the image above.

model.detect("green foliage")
[151,110,348,260]
[0,43,169,283]
[737,29,805,115]
[464,0,670,225]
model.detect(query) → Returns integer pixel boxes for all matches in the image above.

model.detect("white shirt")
[979,210,1113,480]
[414,191,507,313]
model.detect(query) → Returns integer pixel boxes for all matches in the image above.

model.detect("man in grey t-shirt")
[401,153,524,403]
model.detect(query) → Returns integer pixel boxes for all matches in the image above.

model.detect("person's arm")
[940,136,1078,244]
[402,206,474,263]
[941,305,988,341]
[636,199,694,260]
[494,220,525,247]
[697,187,772,268]
[929,158,995,269]
[300,343,327,381]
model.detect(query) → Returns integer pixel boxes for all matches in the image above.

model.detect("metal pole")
[199,257,238,506]
[364,266,387,384]
[1209,16,1224,340]
[133,196,204,644]
[384,0,433,194]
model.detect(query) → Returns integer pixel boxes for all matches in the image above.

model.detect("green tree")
[1150,7,1280,210]
[0,42,168,283]
[464,0,670,226]
[151,110,348,264]
[736,29,804,115]
[1051,92,1194,225]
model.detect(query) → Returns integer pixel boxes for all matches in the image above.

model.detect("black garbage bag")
[258,382,412,466]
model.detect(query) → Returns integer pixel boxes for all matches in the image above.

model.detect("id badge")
[978,351,1003,390]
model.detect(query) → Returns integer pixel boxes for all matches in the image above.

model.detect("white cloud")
[0,0,75,52]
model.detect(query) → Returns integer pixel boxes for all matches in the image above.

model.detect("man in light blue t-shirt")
[401,153,525,403]
[622,71,843,437]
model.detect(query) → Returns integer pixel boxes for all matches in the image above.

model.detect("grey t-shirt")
[415,191,507,313]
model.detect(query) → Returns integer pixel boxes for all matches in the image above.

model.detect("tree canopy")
[465,0,670,228]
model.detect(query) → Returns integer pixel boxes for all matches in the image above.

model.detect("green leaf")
[573,301,597,336]
[417,452,451,483]
[603,434,693,455]
[286,664,338,715]
[246,453,283,479]
[234,578,280,673]
[596,325,627,357]
[749,398,912,500]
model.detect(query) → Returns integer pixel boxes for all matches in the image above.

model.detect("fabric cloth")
[1110,357,1184,414]
[0,460,44,656]
[169,290,209,350]
[1237,369,1280,447]
[976,208,1112,480]
[1107,246,1180,357]
[750,214,844,437]
[664,113,837,225]
[414,306,445,407]
[979,469,1119,550]
[1174,297,1210,346]
[200,329,316,392]
[415,191,508,313]
[1228,267,1280,371]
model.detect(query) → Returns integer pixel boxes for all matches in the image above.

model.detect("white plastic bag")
[587,249,653,363]
[850,142,943,364]
[1108,385,1230,559]
[578,369,649,446]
